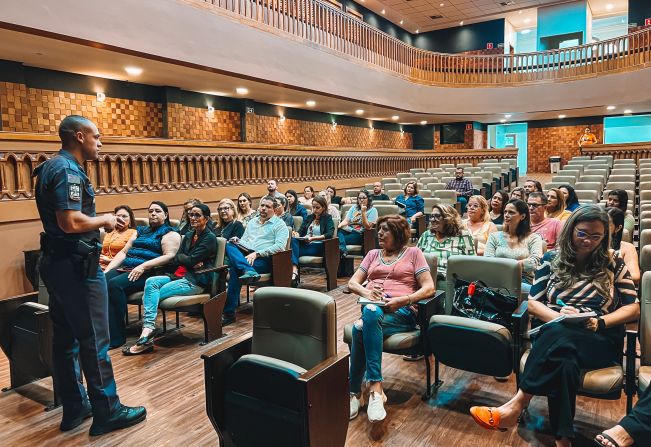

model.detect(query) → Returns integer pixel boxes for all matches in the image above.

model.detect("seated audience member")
[444,167,473,214]
[463,195,497,256]
[578,127,598,146]
[214,198,245,240]
[222,196,289,325]
[471,206,639,447]
[273,195,294,228]
[177,198,202,236]
[523,179,543,195]
[607,207,640,283]
[417,204,475,290]
[510,187,527,202]
[489,190,509,225]
[348,215,435,423]
[122,203,217,355]
[484,199,543,294]
[104,201,181,348]
[236,192,257,227]
[327,185,344,206]
[559,184,580,212]
[546,188,572,222]
[370,181,390,201]
[338,190,378,257]
[266,179,284,199]
[285,189,308,219]
[299,185,315,205]
[395,180,424,225]
[594,385,651,447]
[607,189,635,236]
[100,205,137,270]
[290,195,335,287]
[528,192,563,250]
[318,189,341,220]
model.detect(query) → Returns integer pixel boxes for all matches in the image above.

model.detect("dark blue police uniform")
[34,149,121,422]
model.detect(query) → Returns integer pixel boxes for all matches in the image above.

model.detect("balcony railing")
[200,0,651,86]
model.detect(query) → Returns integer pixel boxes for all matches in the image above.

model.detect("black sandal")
[593,432,620,447]
[291,272,299,288]
[122,329,158,356]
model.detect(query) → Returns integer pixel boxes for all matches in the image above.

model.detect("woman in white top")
[484,198,544,294]
[318,190,341,220]
[463,195,497,256]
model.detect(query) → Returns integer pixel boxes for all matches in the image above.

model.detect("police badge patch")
[68,174,81,201]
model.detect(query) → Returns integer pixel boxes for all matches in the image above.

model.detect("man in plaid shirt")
[445,167,474,214]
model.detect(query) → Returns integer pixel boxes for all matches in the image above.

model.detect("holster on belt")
[40,233,102,279]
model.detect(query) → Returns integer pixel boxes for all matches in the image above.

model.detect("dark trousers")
[620,385,651,444]
[224,243,271,317]
[520,322,621,439]
[40,254,121,422]
[105,269,148,348]
[290,238,324,266]
[337,229,362,254]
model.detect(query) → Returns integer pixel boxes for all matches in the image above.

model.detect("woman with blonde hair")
[318,189,341,220]
[463,195,497,255]
[214,198,244,240]
[417,204,475,290]
[546,188,572,222]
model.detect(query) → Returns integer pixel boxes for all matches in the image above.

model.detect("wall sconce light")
[369,125,374,131]
[96,92,106,102]
[332,122,337,128]
[279,115,286,123]
[207,106,215,114]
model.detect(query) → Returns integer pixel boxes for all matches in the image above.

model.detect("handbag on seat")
[452,274,518,330]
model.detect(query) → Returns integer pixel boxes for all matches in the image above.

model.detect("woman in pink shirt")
[347,215,435,424]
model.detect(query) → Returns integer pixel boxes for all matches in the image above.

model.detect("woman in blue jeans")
[347,215,435,423]
[122,203,217,355]
[338,189,378,257]
[290,195,334,287]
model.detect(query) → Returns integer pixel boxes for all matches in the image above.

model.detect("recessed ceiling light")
[236,87,249,95]
[381,9,385,14]
[624,109,633,114]
[524,18,531,24]
[392,115,399,120]
[607,105,616,110]
[306,100,316,107]
[420,120,427,125]
[606,3,614,11]
[505,114,512,118]
[400,20,403,25]
[500,119,507,123]
[415,29,419,33]
[459,21,464,26]
[521,29,531,34]
[124,66,143,76]
[558,114,566,119]
[440,3,444,6]
[355,109,364,115]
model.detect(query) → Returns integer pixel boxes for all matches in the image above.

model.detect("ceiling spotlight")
[207,106,215,113]
[236,87,249,95]
[558,114,566,119]
[400,20,403,25]
[505,114,512,118]
[306,100,316,107]
[415,29,419,33]
[332,122,337,127]
[381,9,385,14]
[96,92,106,102]
[607,105,616,110]
[124,66,143,76]
[524,18,531,24]
[440,3,444,6]
[500,119,507,123]
[355,109,364,115]
[521,29,531,34]
[420,120,427,125]
[624,109,633,114]
[606,3,614,11]
[392,115,399,120]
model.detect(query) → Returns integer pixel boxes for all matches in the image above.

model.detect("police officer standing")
[34,115,146,436]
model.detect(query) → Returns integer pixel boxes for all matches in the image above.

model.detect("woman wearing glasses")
[236,193,257,228]
[123,203,218,355]
[471,206,639,447]
[348,215,435,423]
[214,198,244,241]
[463,195,497,256]
[416,204,475,290]
[484,199,543,294]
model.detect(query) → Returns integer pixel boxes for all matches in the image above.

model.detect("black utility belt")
[40,233,102,279]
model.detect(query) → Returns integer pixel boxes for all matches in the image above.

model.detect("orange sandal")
[469,406,507,432]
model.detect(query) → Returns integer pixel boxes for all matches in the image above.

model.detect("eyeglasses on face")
[467,203,480,209]
[574,228,604,242]
[188,212,203,219]
[429,214,443,221]
[218,206,232,212]
[527,202,543,209]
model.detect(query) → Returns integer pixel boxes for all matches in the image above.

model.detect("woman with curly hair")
[471,205,639,447]
[417,204,475,290]
[463,195,497,256]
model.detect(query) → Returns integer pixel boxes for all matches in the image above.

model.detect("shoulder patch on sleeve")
[67,174,81,184]
[69,182,81,201]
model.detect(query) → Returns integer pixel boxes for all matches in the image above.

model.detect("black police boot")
[60,401,93,431]
[89,404,147,436]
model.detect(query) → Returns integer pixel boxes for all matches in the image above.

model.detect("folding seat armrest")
[511,300,529,339]
[194,265,229,275]
[322,237,340,279]
[0,291,39,359]
[624,329,638,411]
[270,249,293,287]
[416,215,426,237]
[362,228,377,255]
[417,290,446,328]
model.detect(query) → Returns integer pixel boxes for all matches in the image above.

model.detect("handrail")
[197,0,651,86]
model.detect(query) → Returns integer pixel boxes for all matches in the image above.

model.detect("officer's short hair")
[59,115,94,144]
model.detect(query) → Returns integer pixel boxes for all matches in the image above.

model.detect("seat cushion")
[159,293,210,309]
[254,273,272,284]
[428,315,512,343]
[298,256,324,266]
[343,323,420,352]
[127,291,143,304]
[639,366,651,393]
[347,245,363,255]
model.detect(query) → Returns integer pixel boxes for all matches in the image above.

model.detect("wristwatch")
[596,317,607,332]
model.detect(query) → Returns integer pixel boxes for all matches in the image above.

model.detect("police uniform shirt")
[33,149,99,242]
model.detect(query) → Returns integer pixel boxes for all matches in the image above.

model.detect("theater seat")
[639,271,651,395]
[297,219,340,291]
[201,287,349,447]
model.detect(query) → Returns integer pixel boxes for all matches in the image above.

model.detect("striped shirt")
[529,251,638,315]
[417,230,475,274]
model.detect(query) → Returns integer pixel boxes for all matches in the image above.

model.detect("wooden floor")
[0,173,629,447]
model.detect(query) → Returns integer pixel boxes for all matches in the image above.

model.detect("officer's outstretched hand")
[103,214,118,231]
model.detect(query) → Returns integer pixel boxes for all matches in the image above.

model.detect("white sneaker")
[367,390,387,423]
[350,393,363,420]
